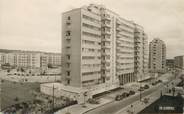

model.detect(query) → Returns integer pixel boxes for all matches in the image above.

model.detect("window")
[67,16,71,20]
[66,55,70,60]
[66,31,71,36]
[67,79,70,85]
[66,71,70,76]
[66,63,70,68]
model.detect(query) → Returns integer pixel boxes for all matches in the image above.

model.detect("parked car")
[129,90,135,95]
[158,80,162,83]
[87,98,100,104]
[115,95,123,101]
[122,92,129,97]
[138,87,144,91]
[152,82,156,86]
[144,85,149,89]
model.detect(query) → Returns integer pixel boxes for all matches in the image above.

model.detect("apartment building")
[0,53,16,66]
[0,51,62,69]
[166,59,174,69]
[134,24,149,81]
[62,4,148,96]
[47,53,62,67]
[174,56,184,70]
[149,38,166,73]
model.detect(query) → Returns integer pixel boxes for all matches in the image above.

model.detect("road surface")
[85,76,180,114]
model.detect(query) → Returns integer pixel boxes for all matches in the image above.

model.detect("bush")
[14,97,19,102]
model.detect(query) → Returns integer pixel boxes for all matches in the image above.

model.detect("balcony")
[66,36,71,40]
[102,30,111,35]
[116,27,122,32]
[101,14,111,20]
[102,37,111,42]
[102,58,111,63]
[65,43,71,48]
[66,20,71,25]
[102,44,111,49]
[102,21,111,28]
[116,33,122,38]
[116,20,121,25]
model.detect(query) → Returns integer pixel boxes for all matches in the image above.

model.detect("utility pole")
[140,81,142,101]
[52,84,55,112]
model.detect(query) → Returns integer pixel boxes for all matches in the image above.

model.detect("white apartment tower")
[62,4,148,96]
[149,38,166,73]
[134,24,149,81]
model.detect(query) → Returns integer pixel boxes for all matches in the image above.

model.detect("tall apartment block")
[134,24,149,81]
[149,38,166,73]
[62,4,148,96]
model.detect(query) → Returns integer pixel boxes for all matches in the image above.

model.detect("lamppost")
[171,82,175,96]
[52,84,55,112]
[130,104,134,114]
[83,92,87,107]
[139,81,142,101]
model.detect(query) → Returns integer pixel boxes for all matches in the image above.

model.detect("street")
[84,75,180,114]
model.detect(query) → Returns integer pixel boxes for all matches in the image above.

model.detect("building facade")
[166,59,174,70]
[174,56,184,70]
[134,24,149,81]
[149,38,166,73]
[62,4,149,96]
[0,51,62,69]
[47,53,62,67]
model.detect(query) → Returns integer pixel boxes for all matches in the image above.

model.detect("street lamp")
[171,82,175,96]
[130,104,134,114]
[139,81,142,101]
[83,92,87,108]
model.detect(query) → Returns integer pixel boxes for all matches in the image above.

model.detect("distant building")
[0,50,62,69]
[149,38,166,73]
[174,56,184,70]
[16,52,41,68]
[166,59,174,69]
[47,53,62,67]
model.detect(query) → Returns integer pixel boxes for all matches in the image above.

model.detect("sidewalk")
[54,98,113,114]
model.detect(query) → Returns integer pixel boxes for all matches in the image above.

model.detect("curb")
[82,100,114,114]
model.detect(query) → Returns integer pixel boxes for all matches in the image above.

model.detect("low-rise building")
[166,59,174,70]
[40,83,86,104]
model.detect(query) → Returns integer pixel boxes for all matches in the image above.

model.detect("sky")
[0,0,184,58]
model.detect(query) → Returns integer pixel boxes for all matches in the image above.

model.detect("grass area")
[1,79,40,110]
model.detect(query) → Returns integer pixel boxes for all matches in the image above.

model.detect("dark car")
[115,95,123,101]
[144,85,149,89]
[129,90,135,95]
[158,80,162,83]
[122,92,129,97]
[138,87,144,91]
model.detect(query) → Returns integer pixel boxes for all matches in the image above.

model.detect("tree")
[7,69,10,73]
[20,67,25,72]
[14,97,19,102]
